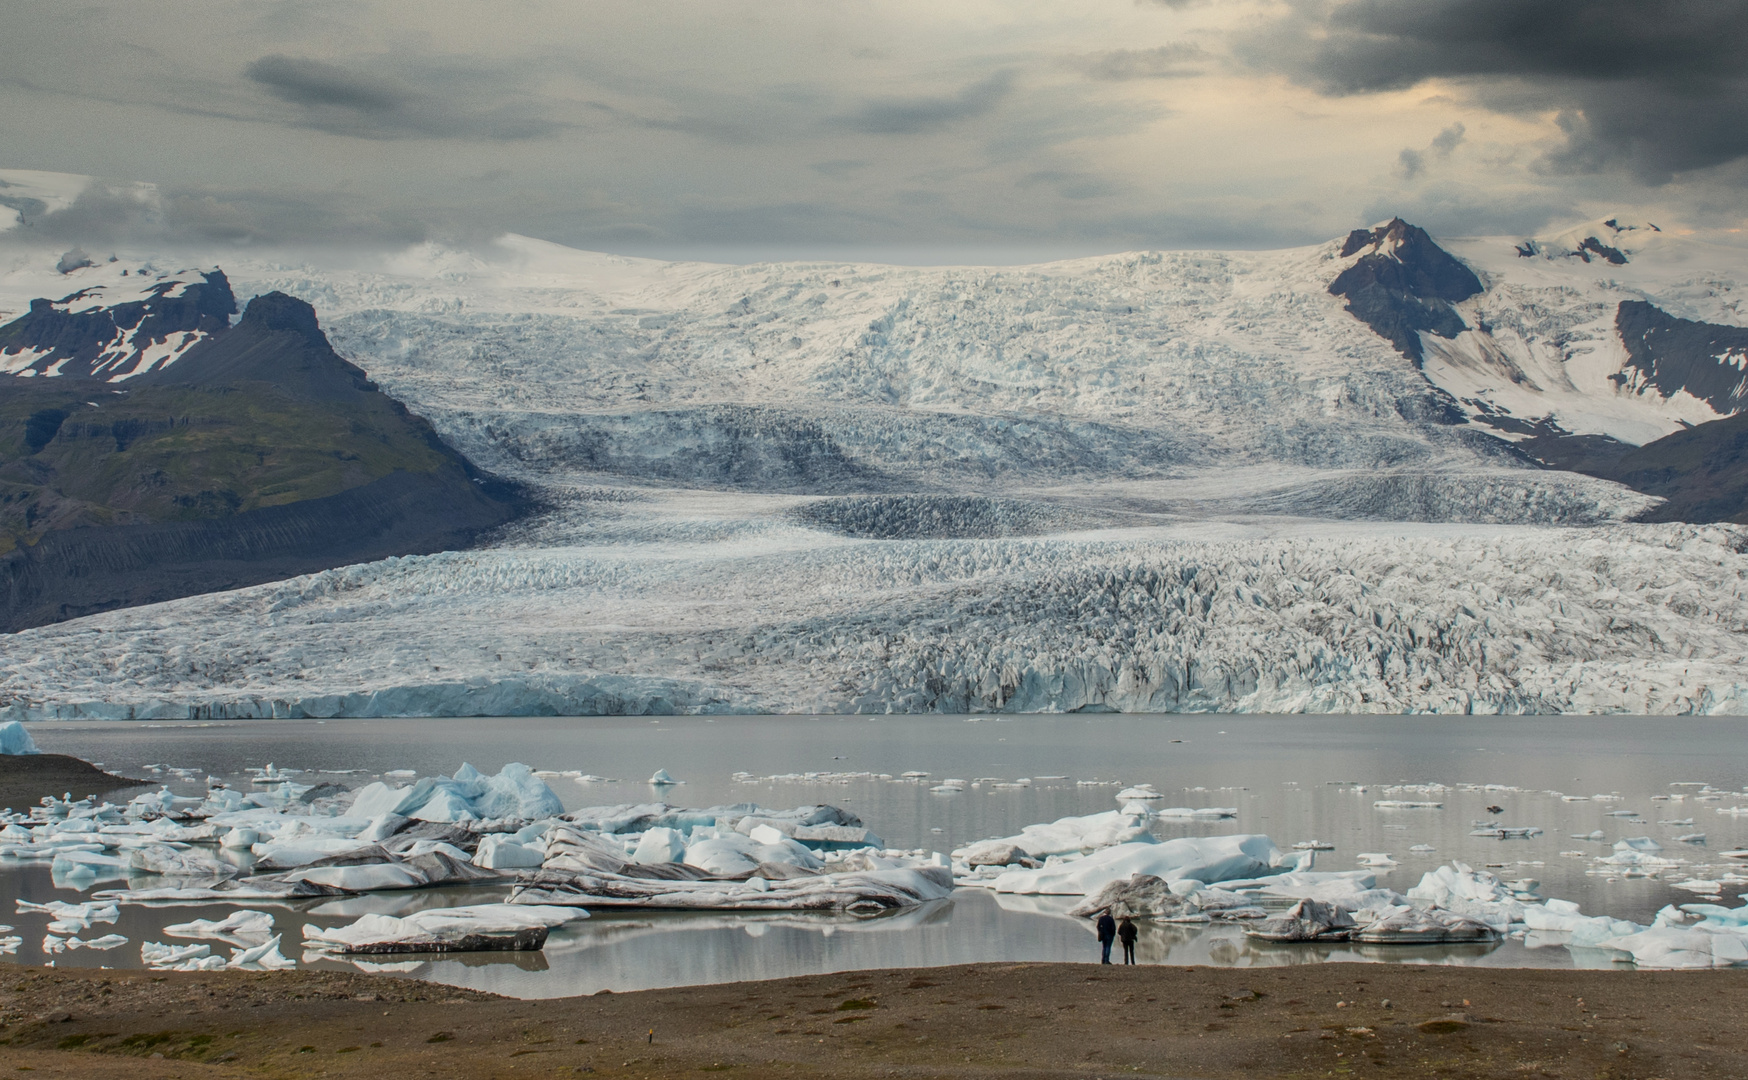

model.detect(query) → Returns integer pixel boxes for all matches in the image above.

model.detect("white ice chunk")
[163,910,274,941]
[142,941,211,966]
[631,826,687,864]
[953,809,1152,861]
[684,838,760,877]
[993,835,1295,896]
[0,721,39,755]
[1597,925,1748,968]
[473,834,544,870]
[228,934,296,970]
[250,836,375,868]
[303,903,585,953]
[279,863,425,891]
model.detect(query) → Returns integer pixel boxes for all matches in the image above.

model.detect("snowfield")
[4,205,1748,717]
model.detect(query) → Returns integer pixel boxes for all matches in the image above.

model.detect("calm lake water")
[6,714,1747,997]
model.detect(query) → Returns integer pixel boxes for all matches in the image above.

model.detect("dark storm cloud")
[12,181,428,248]
[1246,0,1748,183]
[835,71,1015,135]
[246,55,407,112]
[243,54,562,141]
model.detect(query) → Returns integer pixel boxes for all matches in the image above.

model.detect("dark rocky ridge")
[1329,219,1484,365]
[0,280,527,631]
[1615,300,1748,418]
[0,271,237,380]
[1585,410,1748,524]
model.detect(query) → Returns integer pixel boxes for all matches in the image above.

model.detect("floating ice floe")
[1468,825,1543,839]
[228,934,296,970]
[304,904,585,953]
[1068,874,1264,922]
[141,941,225,971]
[1153,806,1239,820]
[1373,800,1442,809]
[648,769,679,786]
[952,808,1152,864]
[511,864,953,914]
[163,910,274,942]
[991,835,1308,896]
[18,900,120,930]
[1246,899,1357,942]
[1292,840,1335,851]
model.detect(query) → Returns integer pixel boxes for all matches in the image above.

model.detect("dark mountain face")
[1329,218,1484,365]
[1573,411,1748,525]
[0,277,527,631]
[1615,300,1748,418]
[0,270,237,380]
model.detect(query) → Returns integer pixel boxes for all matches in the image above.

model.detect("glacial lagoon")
[4,714,1746,997]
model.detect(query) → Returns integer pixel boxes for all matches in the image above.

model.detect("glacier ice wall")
[4,519,1744,719]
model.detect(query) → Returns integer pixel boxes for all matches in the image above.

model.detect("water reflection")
[2,713,1741,995]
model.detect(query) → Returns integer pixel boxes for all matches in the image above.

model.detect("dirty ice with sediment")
[2,196,1748,717]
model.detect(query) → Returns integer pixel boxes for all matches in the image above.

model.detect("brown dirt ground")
[0,960,1743,1079]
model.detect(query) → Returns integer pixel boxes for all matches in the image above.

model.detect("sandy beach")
[0,960,1743,1078]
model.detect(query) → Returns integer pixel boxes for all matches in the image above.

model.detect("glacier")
[3,217,1748,716]
[0,517,1744,717]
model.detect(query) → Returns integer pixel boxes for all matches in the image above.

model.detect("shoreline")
[1,960,1743,1078]
[0,753,148,812]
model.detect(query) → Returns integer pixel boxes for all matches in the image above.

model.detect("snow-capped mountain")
[1427,219,1748,448]
[4,196,1748,716]
[0,265,234,380]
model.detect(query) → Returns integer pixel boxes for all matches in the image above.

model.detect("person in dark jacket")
[1095,911,1117,963]
[1118,915,1139,964]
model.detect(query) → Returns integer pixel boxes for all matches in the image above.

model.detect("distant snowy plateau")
[3,191,1748,716]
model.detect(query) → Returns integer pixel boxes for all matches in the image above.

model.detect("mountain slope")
[0,278,526,630]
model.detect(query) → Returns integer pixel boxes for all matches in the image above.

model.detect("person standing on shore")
[1095,911,1117,964]
[1118,916,1138,964]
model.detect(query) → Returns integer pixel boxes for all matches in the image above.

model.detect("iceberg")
[473,834,544,870]
[344,764,563,826]
[991,835,1302,896]
[952,809,1151,862]
[1596,925,1748,968]
[0,721,38,755]
[631,826,687,865]
[1401,862,1524,932]
[510,865,953,914]
[1352,907,1498,944]
[303,904,585,954]
[128,845,238,879]
[1246,899,1357,942]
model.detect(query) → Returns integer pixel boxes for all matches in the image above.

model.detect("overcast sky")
[2,0,1745,261]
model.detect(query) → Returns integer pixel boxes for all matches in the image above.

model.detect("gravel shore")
[0,960,1743,1078]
